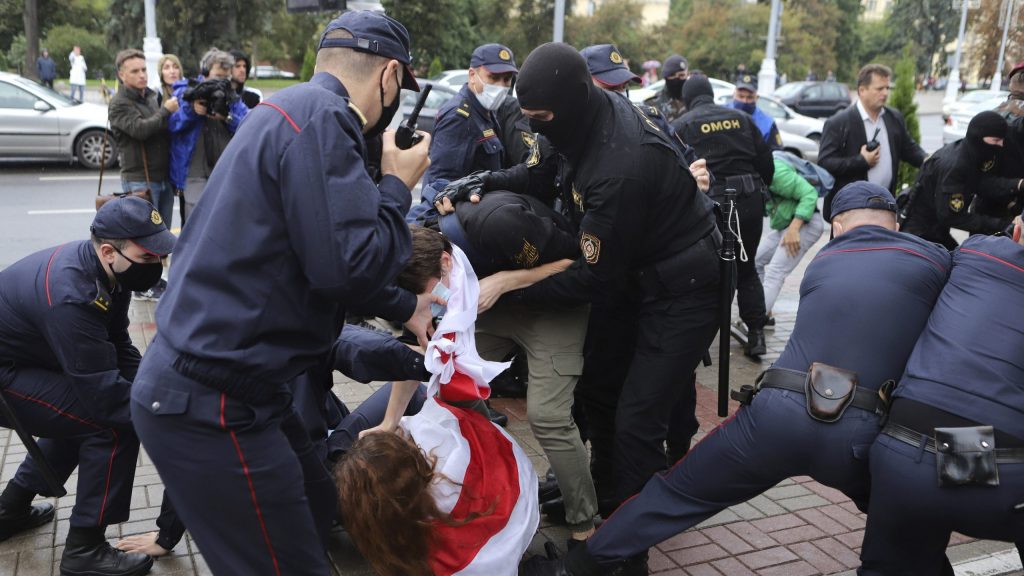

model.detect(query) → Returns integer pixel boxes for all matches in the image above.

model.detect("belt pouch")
[935,426,999,487]
[804,362,857,423]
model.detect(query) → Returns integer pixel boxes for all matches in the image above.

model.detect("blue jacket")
[895,234,1024,439]
[153,73,414,384]
[167,77,250,190]
[728,100,783,150]
[0,240,139,424]
[36,56,56,81]
[775,226,951,389]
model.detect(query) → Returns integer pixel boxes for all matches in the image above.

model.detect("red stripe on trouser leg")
[220,394,282,576]
[96,429,119,526]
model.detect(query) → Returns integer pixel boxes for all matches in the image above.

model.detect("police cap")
[829,181,897,220]
[318,10,419,91]
[735,74,757,93]
[580,44,640,88]
[91,196,176,256]
[470,44,518,75]
[458,192,575,271]
[662,54,688,79]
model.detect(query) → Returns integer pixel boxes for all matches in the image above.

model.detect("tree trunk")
[23,0,39,79]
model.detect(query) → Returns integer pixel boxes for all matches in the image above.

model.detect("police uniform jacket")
[495,95,534,167]
[0,240,139,423]
[894,235,1024,440]
[902,140,1010,241]
[490,89,718,305]
[423,84,507,189]
[774,226,950,389]
[155,72,413,385]
[644,88,686,124]
[672,96,775,194]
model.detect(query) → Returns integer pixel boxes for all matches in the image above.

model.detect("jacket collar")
[311,72,351,100]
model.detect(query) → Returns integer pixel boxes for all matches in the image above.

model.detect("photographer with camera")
[819,64,926,221]
[168,48,249,225]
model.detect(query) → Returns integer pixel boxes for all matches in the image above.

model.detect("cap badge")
[743,75,751,83]
[150,210,163,225]
[498,49,511,61]
[610,51,623,64]
[949,193,965,213]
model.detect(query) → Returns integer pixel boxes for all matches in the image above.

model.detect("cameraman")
[168,48,249,224]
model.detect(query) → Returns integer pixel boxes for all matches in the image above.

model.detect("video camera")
[181,78,238,119]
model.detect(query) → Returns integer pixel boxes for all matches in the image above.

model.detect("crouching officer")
[129,10,432,575]
[521,183,951,575]
[901,111,1020,249]
[858,213,1024,575]
[673,74,775,358]
[0,195,176,576]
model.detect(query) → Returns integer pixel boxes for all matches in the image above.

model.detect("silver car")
[715,93,825,141]
[0,71,115,169]
[942,94,1010,145]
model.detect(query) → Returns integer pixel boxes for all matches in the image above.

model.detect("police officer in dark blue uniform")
[674,74,775,358]
[520,182,952,575]
[0,196,175,576]
[129,11,433,575]
[727,75,783,150]
[422,43,518,192]
[858,216,1024,575]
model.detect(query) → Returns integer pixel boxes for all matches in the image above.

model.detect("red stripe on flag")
[429,402,520,575]
[436,332,491,402]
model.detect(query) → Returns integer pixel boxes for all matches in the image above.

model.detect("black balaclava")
[681,73,714,110]
[662,54,687,100]
[517,43,595,152]
[965,110,1007,172]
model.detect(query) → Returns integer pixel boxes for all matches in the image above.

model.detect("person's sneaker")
[132,278,166,302]
[0,501,55,541]
[744,328,767,358]
[60,541,153,576]
[541,497,567,524]
[539,476,562,503]
[764,315,776,328]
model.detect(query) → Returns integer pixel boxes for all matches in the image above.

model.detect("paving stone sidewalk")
[1,232,1021,575]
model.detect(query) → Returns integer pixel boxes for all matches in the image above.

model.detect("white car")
[0,71,115,169]
[715,93,825,141]
[252,66,296,79]
[431,69,469,90]
[628,77,736,105]
[942,94,1008,145]
[778,130,819,163]
[942,90,1008,121]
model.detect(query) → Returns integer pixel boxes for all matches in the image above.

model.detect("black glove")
[434,171,490,207]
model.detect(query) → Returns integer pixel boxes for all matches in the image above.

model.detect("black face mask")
[112,247,163,291]
[665,77,686,100]
[365,68,401,140]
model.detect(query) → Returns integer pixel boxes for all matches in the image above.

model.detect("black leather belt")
[173,353,281,406]
[756,367,882,414]
[882,422,1024,464]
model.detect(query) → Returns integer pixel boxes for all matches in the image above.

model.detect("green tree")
[832,0,861,81]
[887,0,959,77]
[565,0,649,71]
[890,51,920,192]
[39,24,113,80]
[382,0,485,71]
[299,42,316,82]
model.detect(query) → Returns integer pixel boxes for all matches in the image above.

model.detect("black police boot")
[60,541,153,576]
[541,497,567,524]
[485,400,509,427]
[539,470,561,503]
[744,327,767,358]
[0,501,55,541]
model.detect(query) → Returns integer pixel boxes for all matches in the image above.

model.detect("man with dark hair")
[0,196,176,576]
[108,48,179,301]
[521,183,951,576]
[130,10,433,574]
[36,48,56,89]
[644,53,689,123]
[228,49,262,109]
[819,63,926,220]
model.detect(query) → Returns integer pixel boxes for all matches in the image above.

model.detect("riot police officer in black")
[672,74,774,357]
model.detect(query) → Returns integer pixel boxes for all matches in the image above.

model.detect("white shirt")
[69,53,87,86]
[856,98,892,190]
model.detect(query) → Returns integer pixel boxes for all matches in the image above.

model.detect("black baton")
[718,188,738,417]
[0,390,67,496]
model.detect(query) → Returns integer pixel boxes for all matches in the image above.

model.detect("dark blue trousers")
[326,382,427,458]
[586,388,879,561]
[858,433,1024,575]
[131,338,329,576]
[0,365,138,528]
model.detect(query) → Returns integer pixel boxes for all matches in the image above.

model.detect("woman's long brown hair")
[335,431,446,576]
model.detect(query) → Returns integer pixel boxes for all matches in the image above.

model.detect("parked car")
[0,71,115,169]
[430,69,469,90]
[778,130,819,163]
[386,79,459,134]
[773,81,851,118]
[715,93,825,141]
[942,94,1008,145]
[942,90,1008,121]
[628,77,736,105]
[252,65,296,79]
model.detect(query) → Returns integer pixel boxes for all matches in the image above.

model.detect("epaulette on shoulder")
[455,100,471,118]
[88,278,111,313]
[645,105,660,117]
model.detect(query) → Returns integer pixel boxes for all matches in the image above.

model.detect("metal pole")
[143,0,164,92]
[717,189,737,417]
[991,0,1015,89]
[944,0,971,105]
[758,0,782,96]
[554,0,565,43]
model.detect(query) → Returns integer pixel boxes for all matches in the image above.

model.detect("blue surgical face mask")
[734,99,757,114]
[430,281,450,318]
